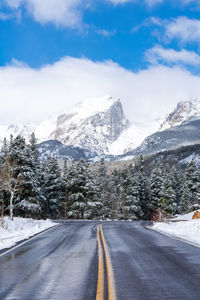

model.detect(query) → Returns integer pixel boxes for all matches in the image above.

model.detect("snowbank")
[173,210,200,221]
[152,211,200,247]
[0,217,58,251]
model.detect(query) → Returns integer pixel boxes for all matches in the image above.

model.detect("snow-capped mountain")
[2,97,200,160]
[159,98,200,131]
[45,96,130,155]
[121,99,200,159]
[0,96,131,155]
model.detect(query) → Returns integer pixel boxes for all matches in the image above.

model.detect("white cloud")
[1,57,200,126]
[107,0,163,5]
[3,0,199,30]
[107,0,133,4]
[132,16,164,33]
[146,45,200,65]
[145,0,163,6]
[165,16,200,43]
[0,9,21,21]
[4,0,85,28]
[0,12,12,20]
[148,17,163,26]
[96,29,116,37]
[182,0,200,5]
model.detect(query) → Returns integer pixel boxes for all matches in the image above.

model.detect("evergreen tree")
[0,135,41,218]
[120,164,142,220]
[66,159,99,219]
[137,155,148,219]
[170,166,183,213]
[29,132,39,161]
[42,157,65,219]
[28,132,45,214]
[85,164,109,220]
[63,159,68,179]
[84,168,103,220]
[110,168,122,219]
[149,163,164,212]
[162,173,177,216]
[180,161,200,213]
[180,179,191,213]
[96,158,113,219]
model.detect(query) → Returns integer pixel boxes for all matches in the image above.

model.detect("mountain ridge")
[1,97,200,160]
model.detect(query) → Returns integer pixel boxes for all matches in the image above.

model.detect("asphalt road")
[103,222,200,300]
[1,221,200,300]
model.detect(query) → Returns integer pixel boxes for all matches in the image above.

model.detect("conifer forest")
[0,134,200,221]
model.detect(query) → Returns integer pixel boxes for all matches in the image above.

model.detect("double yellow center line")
[96,224,116,300]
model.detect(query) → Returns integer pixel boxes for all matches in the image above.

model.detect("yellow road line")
[96,225,104,300]
[100,224,116,300]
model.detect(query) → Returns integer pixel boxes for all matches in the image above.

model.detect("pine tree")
[0,135,41,218]
[170,166,183,213]
[180,179,191,213]
[120,164,142,220]
[42,157,65,219]
[162,173,177,216]
[149,163,164,213]
[66,159,99,219]
[62,159,70,218]
[137,155,148,219]
[65,160,86,219]
[110,168,122,219]
[83,168,103,219]
[29,132,39,161]
[13,136,42,217]
[96,158,113,219]
[180,161,200,213]
[0,139,10,219]
[63,159,68,179]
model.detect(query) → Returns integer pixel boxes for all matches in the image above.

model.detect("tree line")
[0,134,200,220]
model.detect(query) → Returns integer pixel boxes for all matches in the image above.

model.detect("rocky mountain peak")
[49,96,130,154]
[0,96,130,155]
[159,98,200,131]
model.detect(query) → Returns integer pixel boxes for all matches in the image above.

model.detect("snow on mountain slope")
[160,98,200,131]
[120,98,200,158]
[62,96,119,121]
[108,119,161,155]
[35,119,56,142]
[110,98,200,156]
[2,97,200,158]
[45,96,130,154]
[0,96,130,155]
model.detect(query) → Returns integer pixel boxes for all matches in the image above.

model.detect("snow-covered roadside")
[152,211,200,247]
[0,217,58,251]
[172,210,199,221]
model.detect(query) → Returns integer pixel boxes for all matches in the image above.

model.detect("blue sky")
[1,0,200,125]
[1,0,200,70]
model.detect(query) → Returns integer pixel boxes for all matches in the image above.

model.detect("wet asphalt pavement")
[1,221,200,300]
[103,222,200,300]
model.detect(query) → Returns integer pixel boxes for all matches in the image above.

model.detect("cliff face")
[47,96,130,155]
[159,99,200,131]
[2,97,200,161]
[0,96,130,156]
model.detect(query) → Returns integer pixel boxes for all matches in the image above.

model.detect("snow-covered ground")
[152,210,200,247]
[173,210,199,221]
[0,217,58,251]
